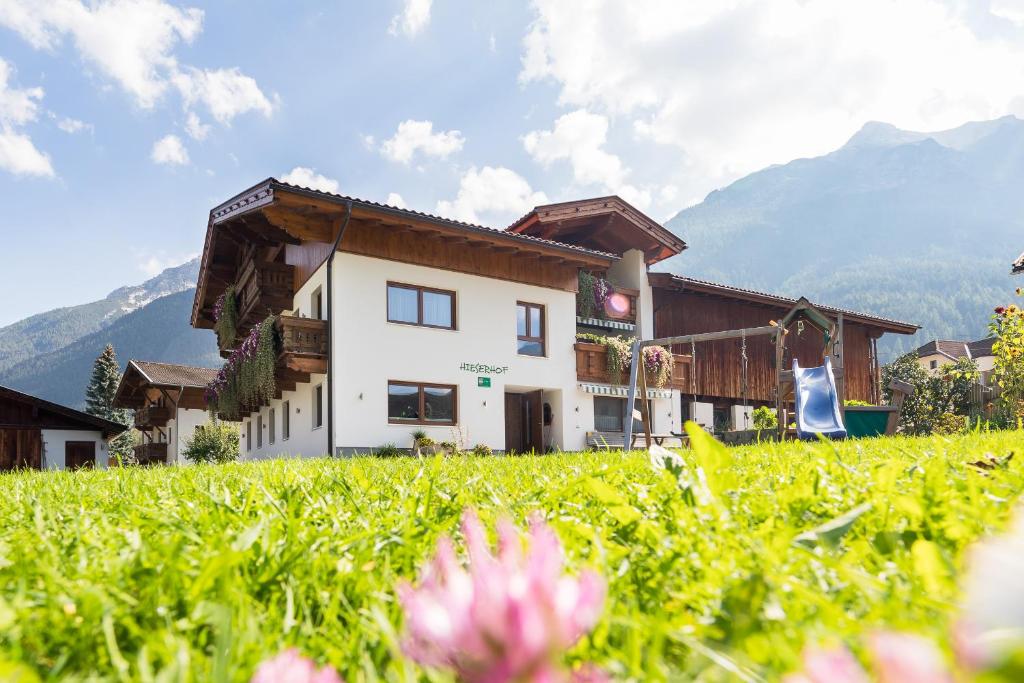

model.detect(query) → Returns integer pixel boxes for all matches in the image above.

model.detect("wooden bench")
[586,431,679,450]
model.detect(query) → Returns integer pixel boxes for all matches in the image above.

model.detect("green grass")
[1,431,1022,682]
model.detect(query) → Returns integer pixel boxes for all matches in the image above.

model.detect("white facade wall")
[568,390,682,446]
[241,375,328,460]
[165,408,212,464]
[41,429,108,470]
[331,253,580,452]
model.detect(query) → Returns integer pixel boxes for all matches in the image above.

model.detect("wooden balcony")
[576,286,639,329]
[276,315,328,376]
[237,259,296,332]
[575,342,691,390]
[134,442,168,465]
[134,406,171,429]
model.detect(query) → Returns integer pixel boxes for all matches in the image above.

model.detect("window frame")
[593,396,652,433]
[386,282,457,330]
[256,414,263,449]
[282,400,290,441]
[387,380,459,426]
[311,287,323,320]
[313,384,323,430]
[516,301,546,357]
[269,407,276,445]
[246,420,251,452]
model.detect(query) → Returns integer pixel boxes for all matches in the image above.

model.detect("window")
[257,415,263,448]
[929,359,938,370]
[282,401,290,441]
[388,381,457,425]
[313,385,323,429]
[311,287,323,320]
[594,396,651,432]
[387,282,455,329]
[269,408,276,444]
[517,302,545,356]
[246,421,252,451]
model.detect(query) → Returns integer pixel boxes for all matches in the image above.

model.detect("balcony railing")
[276,315,328,375]
[575,342,690,390]
[237,259,296,330]
[134,442,168,465]
[134,406,171,429]
[576,285,639,330]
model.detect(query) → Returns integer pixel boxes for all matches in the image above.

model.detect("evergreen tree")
[85,344,136,464]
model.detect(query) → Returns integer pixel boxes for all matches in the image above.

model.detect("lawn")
[0,430,1022,681]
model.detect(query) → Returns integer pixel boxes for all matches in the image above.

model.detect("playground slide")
[792,357,847,440]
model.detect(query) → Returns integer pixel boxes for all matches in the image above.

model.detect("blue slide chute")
[792,357,847,440]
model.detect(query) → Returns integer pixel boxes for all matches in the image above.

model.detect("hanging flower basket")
[206,314,279,420]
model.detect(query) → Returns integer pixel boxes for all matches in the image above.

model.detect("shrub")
[932,412,967,436]
[752,406,778,431]
[883,353,978,435]
[471,443,493,456]
[182,421,240,464]
[375,443,403,457]
[439,441,459,454]
[844,399,874,407]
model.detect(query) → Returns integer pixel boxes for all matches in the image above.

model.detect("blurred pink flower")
[250,649,343,683]
[398,509,606,683]
[868,632,951,683]
[785,632,951,683]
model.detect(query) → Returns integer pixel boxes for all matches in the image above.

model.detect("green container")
[844,406,896,438]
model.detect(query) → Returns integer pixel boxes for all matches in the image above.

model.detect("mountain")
[660,115,1024,359]
[0,290,220,409]
[0,259,202,375]
[0,259,220,408]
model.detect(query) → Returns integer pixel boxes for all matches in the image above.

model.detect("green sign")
[477,377,492,388]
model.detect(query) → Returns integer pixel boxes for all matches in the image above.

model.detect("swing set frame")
[623,298,845,448]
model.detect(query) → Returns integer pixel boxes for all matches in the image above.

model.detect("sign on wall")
[459,362,509,375]
[477,377,492,388]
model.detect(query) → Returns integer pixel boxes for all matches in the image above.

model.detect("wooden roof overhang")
[192,179,618,328]
[0,384,128,439]
[507,196,687,264]
[114,361,211,410]
[649,273,919,337]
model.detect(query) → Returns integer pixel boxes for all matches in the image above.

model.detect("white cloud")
[436,166,548,224]
[172,67,274,124]
[55,116,90,134]
[280,166,340,194]
[184,111,210,140]
[521,0,1024,200]
[389,0,432,37]
[0,57,53,177]
[0,0,273,133]
[386,192,407,208]
[135,250,199,277]
[380,119,465,164]
[151,134,189,165]
[992,0,1024,26]
[523,109,652,207]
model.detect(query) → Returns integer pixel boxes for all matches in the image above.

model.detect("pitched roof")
[650,273,919,334]
[1014,251,1023,274]
[507,196,687,264]
[913,337,996,361]
[214,179,619,261]
[129,361,219,388]
[0,384,128,439]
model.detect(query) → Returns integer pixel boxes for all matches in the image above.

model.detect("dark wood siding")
[653,288,878,403]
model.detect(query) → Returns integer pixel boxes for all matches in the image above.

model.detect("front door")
[65,441,96,470]
[504,391,544,454]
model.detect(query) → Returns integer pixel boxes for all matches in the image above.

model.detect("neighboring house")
[190,179,917,457]
[113,361,220,465]
[913,338,996,376]
[0,384,127,471]
[1013,251,1023,274]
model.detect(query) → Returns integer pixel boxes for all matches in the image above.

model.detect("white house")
[191,182,691,458]
[0,384,127,471]
[113,361,222,464]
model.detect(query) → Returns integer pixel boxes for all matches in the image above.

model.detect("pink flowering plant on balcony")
[397,509,607,683]
[205,314,278,420]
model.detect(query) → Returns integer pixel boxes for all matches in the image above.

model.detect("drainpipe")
[325,200,354,457]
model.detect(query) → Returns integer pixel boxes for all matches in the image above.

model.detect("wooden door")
[526,390,544,453]
[504,393,524,453]
[65,441,96,470]
[0,429,41,471]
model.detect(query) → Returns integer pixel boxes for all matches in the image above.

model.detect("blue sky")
[2,0,1024,326]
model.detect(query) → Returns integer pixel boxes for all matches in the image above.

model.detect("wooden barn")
[649,274,918,430]
[0,385,127,471]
